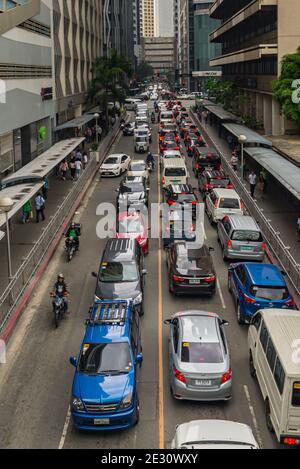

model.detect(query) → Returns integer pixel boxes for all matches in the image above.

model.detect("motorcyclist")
[146,152,155,170]
[51,274,69,313]
[65,222,80,251]
[151,111,156,123]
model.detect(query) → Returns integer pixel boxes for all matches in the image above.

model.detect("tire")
[265,400,274,433]
[223,250,228,261]
[54,308,60,329]
[169,275,174,293]
[228,273,232,293]
[134,398,140,426]
[138,302,145,317]
[237,302,244,325]
[249,353,256,378]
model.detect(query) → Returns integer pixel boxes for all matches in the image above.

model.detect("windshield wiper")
[100,370,129,376]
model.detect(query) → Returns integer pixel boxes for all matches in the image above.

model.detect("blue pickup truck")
[70,300,143,431]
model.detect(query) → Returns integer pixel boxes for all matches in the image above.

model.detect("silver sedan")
[164,311,232,402]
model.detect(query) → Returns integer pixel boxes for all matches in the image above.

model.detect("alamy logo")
[292,339,300,365]
[0,340,6,364]
[291,79,300,104]
[0,80,6,104]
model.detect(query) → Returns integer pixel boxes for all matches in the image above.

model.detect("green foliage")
[273,46,300,125]
[206,79,238,111]
[136,61,154,81]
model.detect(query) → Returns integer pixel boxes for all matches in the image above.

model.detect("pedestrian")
[297,216,300,242]
[35,193,45,223]
[22,200,32,224]
[83,152,88,170]
[248,171,257,198]
[96,124,102,142]
[231,153,239,172]
[75,149,82,162]
[75,159,82,180]
[42,177,49,200]
[69,157,76,181]
[259,168,267,194]
[227,134,235,151]
[60,160,69,181]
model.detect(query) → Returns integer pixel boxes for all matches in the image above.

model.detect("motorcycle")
[147,161,154,174]
[151,114,156,124]
[51,294,67,328]
[65,237,77,262]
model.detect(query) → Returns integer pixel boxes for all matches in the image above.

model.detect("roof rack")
[87,300,131,326]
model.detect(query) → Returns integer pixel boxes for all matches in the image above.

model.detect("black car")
[166,241,216,296]
[193,147,222,177]
[164,184,199,220]
[123,123,135,136]
[162,209,196,248]
[93,239,147,316]
[198,170,233,199]
[117,177,149,212]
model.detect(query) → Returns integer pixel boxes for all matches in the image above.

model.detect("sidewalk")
[0,132,111,296]
[195,114,300,265]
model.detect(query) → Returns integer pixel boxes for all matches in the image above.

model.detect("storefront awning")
[245,147,300,202]
[54,114,95,132]
[222,123,272,147]
[0,182,44,228]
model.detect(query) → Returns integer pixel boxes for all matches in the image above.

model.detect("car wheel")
[134,398,140,426]
[265,400,274,433]
[228,274,232,293]
[138,302,145,317]
[249,353,256,379]
[237,302,245,325]
[169,275,174,293]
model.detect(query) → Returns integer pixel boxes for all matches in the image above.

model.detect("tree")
[206,79,238,111]
[273,46,300,125]
[136,61,154,81]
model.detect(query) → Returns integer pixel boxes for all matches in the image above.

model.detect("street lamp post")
[0,197,14,281]
[238,135,247,180]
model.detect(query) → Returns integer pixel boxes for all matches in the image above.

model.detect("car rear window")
[181,342,223,364]
[219,198,240,209]
[249,286,289,301]
[165,168,186,177]
[210,178,230,187]
[176,194,196,203]
[231,230,263,242]
[292,382,300,407]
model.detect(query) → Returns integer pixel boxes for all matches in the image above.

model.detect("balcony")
[210,0,252,20]
[210,0,277,42]
[210,44,277,67]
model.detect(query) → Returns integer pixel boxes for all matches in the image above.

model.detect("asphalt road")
[0,103,279,449]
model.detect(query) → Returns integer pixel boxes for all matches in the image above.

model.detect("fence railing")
[0,123,122,334]
[192,111,300,297]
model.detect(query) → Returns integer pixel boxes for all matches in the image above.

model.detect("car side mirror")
[164,319,172,325]
[209,247,215,252]
[221,320,229,326]
[281,270,287,276]
[142,269,147,276]
[70,357,78,368]
[91,272,98,278]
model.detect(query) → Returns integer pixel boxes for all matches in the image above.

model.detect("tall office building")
[154,0,174,37]
[209,0,300,135]
[133,0,142,66]
[140,0,155,38]
[180,0,221,91]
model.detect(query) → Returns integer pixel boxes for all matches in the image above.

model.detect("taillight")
[283,438,300,446]
[192,201,199,205]
[244,294,257,304]
[285,298,294,307]
[203,276,216,283]
[173,365,186,384]
[227,184,233,189]
[173,275,185,283]
[241,201,244,210]
[221,369,232,385]
[167,200,176,206]
[196,164,200,170]
[214,199,219,209]
[205,184,213,190]
[228,240,233,249]
[162,177,165,185]
[261,242,266,251]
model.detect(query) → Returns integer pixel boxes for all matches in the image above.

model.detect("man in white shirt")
[248,171,257,198]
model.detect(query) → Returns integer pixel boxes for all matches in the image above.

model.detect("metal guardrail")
[191,111,300,297]
[0,123,122,334]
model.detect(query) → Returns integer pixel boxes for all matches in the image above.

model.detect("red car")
[160,140,181,154]
[115,212,149,254]
[184,132,204,146]
[159,130,180,143]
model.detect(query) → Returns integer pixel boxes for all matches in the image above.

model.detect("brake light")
[162,177,165,185]
[244,293,257,304]
[214,199,219,209]
[228,240,233,249]
[241,201,244,210]
[173,365,186,384]
[168,200,176,206]
[285,298,294,307]
[221,369,232,385]
[283,438,300,446]
[203,276,216,283]
[227,184,233,189]
[192,201,199,205]
[173,275,185,283]
[196,164,200,170]
[205,184,213,190]
[261,242,266,251]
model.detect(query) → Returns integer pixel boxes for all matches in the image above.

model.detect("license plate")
[195,380,211,386]
[190,279,201,285]
[94,419,110,425]
[241,246,253,251]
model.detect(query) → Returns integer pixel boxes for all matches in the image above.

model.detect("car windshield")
[219,198,240,209]
[177,194,196,203]
[249,286,289,301]
[99,261,139,282]
[181,342,223,364]
[232,230,263,242]
[79,343,132,375]
[120,184,144,193]
[105,157,119,165]
[165,168,186,177]
[210,178,230,187]
[130,163,146,171]
[119,219,144,234]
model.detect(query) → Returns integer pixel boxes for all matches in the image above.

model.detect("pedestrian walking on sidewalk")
[42,177,49,200]
[259,169,268,194]
[75,149,82,162]
[35,193,45,223]
[22,200,32,224]
[249,171,257,198]
[83,152,88,170]
[70,157,76,181]
[231,153,239,172]
[75,159,82,180]
[60,160,69,181]
[297,216,300,242]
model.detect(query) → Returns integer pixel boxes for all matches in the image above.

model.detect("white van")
[162,159,189,188]
[160,110,175,124]
[248,309,300,446]
[205,188,243,224]
[125,99,141,111]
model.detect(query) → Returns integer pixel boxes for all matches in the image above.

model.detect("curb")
[0,125,122,345]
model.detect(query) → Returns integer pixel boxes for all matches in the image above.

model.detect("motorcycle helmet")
[58,273,64,281]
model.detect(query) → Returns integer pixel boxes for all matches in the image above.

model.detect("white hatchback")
[100,154,131,177]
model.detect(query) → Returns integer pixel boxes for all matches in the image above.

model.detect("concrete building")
[209,0,300,136]
[154,0,174,37]
[142,36,176,74]
[102,0,134,63]
[180,0,221,91]
[133,0,142,67]
[0,0,54,177]
[140,0,155,38]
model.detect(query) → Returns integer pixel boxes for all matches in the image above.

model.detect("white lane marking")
[217,279,226,309]
[58,406,71,450]
[244,385,264,449]
[201,222,207,241]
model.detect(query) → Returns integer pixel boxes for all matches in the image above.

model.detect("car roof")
[163,158,186,168]
[176,420,258,448]
[243,263,286,287]
[102,239,137,261]
[180,314,220,343]
[226,215,260,231]
[168,184,193,194]
[107,154,125,159]
[213,188,240,198]
[197,147,219,155]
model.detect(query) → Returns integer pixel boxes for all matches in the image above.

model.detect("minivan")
[218,215,265,261]
[93,239,147,316]
[205,188,243,224]
[162,159,189,188]
[70,299,143,431]
[248,309,300,446]
[125,98,142,111]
